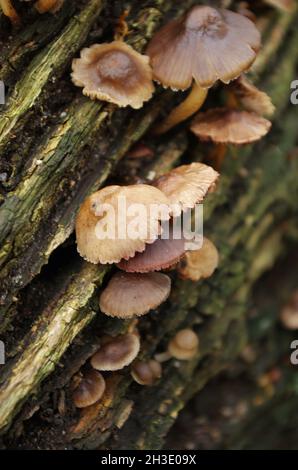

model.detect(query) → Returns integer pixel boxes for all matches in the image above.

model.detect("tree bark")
[0,0,298,450]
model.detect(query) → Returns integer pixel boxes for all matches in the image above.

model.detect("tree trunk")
[0,0,297,450]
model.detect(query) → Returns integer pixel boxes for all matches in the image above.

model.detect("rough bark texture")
[0,0,297,450]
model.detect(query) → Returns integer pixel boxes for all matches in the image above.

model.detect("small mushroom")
[280,291,298,330]
[34,0,63,13]
[168,329,199,360]
[99,271,171,318]
[154,163,219,215]
[0,0,20,24]
[178,237,219,282]
[131,360,162,385]
[264,0,295,12]
[75,184,170,264]
[91,333,140,371]
[117,220,187,273]
[191,108,271,145]
[147,5,260,133]
[72,370,106,408]
[71,41,154,109]
[228,75,275,117]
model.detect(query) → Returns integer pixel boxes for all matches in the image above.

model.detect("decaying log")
[0,0,297,450]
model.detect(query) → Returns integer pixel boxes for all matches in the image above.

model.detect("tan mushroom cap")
[131,360,162,385]
[168,328,199,360]
[99,271,171,318]
[91,333,140,371]
[154,163,219,215]
[71,41,154,109]
[280,291,298,330]
[178,237,219,282]
[146,6,261,90]
[117,221,187,273]
[75,184,171,264]
[72,370,106,408]
[229,75,275,117]
[191,108,271,145]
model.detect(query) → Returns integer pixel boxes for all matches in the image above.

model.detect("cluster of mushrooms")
[70,4,278,409]
[0,0,63,24]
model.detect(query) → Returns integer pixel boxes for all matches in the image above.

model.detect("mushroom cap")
[191,108,271,145]
[75,184,171,264]
[72,370,106,408]
[71,41,154,109]
[229,75,275,117]
[154,163,219,214]
[99,271,171,318]
[146,6,261,90]
[90,333,140,371]
[117,220,187,273]
[131,359,162,385]
[178,237,219,281]
[280,291,298,330]
[168,328,199,360]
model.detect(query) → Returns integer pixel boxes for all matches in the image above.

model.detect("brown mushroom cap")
[146,6,261,90]
[154,163,219,214]
[91,333,140,371]
[131,360,162,385]
[178,237,219,281]
[99,271,171,318]
[71,41,154,109]
[34,0,64,14]
[75,184,170,264]
[229,75,275,117]
[191,108,271,145]
[280,291,298,330]
[168,328,199,360]
[117,220,187,273]
[72,370,106,408]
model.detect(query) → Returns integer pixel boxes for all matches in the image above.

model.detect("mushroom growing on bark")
[75,184,170,264]
[154,162,219,216]
[178,237,219,282]
[168,329,199,360]
[131,360,162,385]
[72,41,154,108]
[72,370,106,408]
[99,271,171,318]
[146,5,261,133]
[91,333,140,371]
[228,75,275,117]
[191,107,271,168]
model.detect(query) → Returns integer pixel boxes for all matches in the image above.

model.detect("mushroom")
[99,271,171,318]
[264,0,295,12]
[190,108,271,168]
[91,333,140,371]
[75,184,170,264]
[228,75,275,117]
[280,291,298,330]
[72,370,106,408]
[178,237,219,282]
[146,5,261,133]
[154,163,219,216]
[71,41,154,109]
[131,360,162,385]
[117,220,187,273]
[0,0,20,24]
[168,328,199,360]
[34,0,63,13]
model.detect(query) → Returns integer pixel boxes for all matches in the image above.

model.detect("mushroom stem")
[154,82,208,135]
[226,90,239,110]
[213,143,227,170]
[154,351,171,363]
[114,9,130,41]
[0,0,20,24]
[34,0,59,13]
